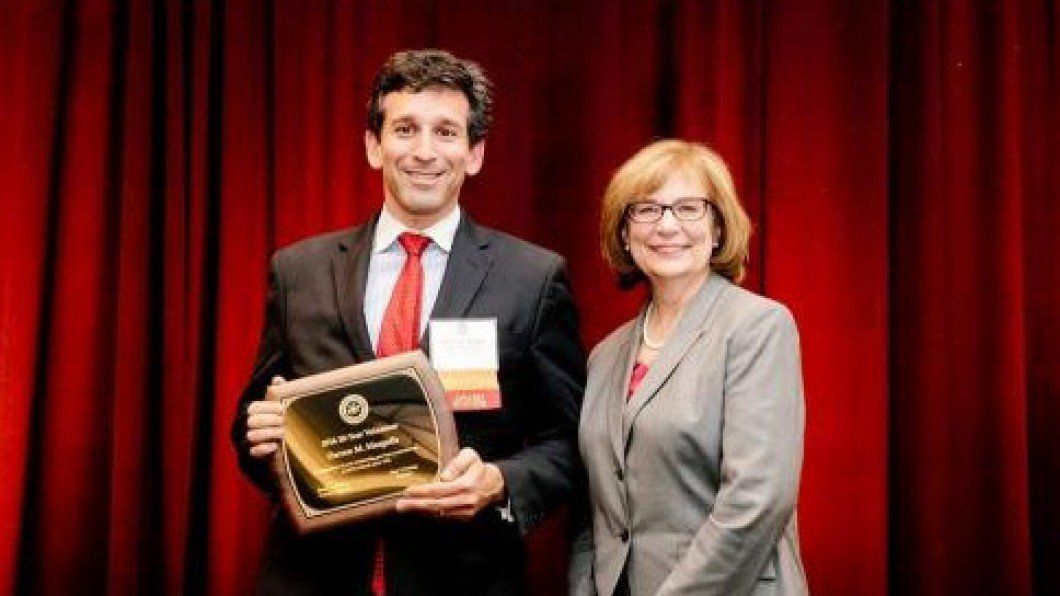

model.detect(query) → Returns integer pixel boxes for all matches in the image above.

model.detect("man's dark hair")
[367,49,494,145]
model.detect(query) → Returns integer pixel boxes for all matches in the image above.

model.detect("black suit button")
[619,529,629,542]
[615,468,624,481]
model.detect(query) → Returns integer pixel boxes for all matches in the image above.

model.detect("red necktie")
[377,232,432,358]
[371,231,430,595]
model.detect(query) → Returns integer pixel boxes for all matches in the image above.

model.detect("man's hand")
[395,448,506,521]
[245,376,286,458]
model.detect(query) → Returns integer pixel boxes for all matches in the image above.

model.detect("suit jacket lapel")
[621,274,729,449]
[419,213,493,352]
[332,218,376,362]
[608,316,641,468]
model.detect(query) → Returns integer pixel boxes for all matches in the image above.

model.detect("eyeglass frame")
[624,197,716,224]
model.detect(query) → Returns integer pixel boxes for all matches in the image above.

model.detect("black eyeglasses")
[626,198,713,223]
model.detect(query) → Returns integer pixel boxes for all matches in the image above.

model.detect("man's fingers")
[247,400,284,416]
[395,494,478,513]
[249,442,279,458]
[398,449,499,520]
[395,496,448,515]
[440,448,479,482]
[244,398,285,459]
[394,497,427,514]
[247,412,284,429]
[246,427,285,444]
[270,375,286,385]
[406,460,486,496]
[401,479,465,499]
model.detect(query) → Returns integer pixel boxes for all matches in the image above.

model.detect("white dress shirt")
[364,204,461,353]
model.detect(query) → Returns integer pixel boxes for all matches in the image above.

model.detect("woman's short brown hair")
[600,139,752,286]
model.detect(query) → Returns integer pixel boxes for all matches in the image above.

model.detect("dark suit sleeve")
[230,252,292,496]
[494,257,587,534]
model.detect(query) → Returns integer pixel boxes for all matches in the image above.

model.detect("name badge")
[429,319,502,411]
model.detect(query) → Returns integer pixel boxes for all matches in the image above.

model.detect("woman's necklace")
[641,302,667,351]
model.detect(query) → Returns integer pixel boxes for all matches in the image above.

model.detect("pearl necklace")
[641,302,666,350]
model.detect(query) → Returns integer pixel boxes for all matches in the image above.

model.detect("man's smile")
[402,168,446,186]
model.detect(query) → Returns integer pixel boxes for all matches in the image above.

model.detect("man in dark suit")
[230,50,586,595]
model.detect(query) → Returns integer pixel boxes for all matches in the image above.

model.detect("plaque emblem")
[338,394,370,425]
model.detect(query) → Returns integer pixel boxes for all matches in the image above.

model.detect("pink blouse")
[627,362,650,399]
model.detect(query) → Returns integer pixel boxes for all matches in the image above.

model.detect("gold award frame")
[267,351,459,534]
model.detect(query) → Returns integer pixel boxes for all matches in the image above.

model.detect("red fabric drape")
[1,1,1056,594]
[890,1,1057,593]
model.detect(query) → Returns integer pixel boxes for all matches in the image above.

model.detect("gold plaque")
[267,351,458,534]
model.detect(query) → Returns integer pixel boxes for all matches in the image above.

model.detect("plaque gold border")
[266,350,459,534]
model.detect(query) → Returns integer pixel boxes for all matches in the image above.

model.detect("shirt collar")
[373,204,462,254]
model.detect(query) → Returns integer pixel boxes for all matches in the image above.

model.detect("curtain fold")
[890,1,1050,593]
[1,1,1055,594]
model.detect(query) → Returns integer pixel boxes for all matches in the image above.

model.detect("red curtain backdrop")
[1,1,1057,594]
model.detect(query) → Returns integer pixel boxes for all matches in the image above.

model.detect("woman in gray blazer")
[572,140,808,595]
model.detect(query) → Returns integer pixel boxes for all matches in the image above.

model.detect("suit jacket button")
[620,529,629,542]
[615,468,624,481]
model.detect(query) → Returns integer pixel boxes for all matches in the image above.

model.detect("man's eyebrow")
[387,115,465,129]
[433,118,465,129]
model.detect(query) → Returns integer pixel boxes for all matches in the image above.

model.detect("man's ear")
[465,141,485,176]
[365,130,382,170]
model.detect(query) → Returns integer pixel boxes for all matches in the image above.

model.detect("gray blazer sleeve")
[568,492,597,596]
[657,305,805,595]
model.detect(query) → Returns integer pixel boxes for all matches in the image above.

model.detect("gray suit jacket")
[573,274,808,596]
